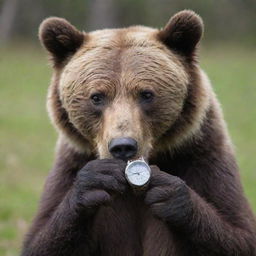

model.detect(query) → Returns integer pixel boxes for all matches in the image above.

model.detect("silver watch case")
[125,157,151,187]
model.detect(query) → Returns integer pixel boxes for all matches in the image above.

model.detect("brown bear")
[21,10,256,256]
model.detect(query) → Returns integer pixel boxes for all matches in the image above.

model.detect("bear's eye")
[139,90,154,103]
[90,93,105,105]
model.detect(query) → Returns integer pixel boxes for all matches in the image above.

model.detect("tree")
[0,0,19,43]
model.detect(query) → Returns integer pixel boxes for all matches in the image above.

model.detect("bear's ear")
[39,17,84,66]
[158,10,203,57]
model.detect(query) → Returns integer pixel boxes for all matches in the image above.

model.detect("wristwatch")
[125,157,151,190]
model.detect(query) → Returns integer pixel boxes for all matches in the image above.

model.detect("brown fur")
[21,10,256,256]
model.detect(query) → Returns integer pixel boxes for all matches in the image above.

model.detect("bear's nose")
[108,137,138,161]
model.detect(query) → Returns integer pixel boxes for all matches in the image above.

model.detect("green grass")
[201,45,256,209]
[0,45,56,256]
[0,44,255,256]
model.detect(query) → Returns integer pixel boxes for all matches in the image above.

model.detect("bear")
[21,10,256,256]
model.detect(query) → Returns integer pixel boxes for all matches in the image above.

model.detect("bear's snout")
[108,137,138,161]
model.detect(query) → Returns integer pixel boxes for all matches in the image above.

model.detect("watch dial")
[126,161,151,186]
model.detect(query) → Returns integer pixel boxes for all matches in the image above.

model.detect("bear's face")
[40,11,204,160]
[59,29,188,159]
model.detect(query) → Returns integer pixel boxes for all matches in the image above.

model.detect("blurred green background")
[0,0,256,255]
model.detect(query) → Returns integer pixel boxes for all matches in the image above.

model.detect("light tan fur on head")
[58,27,189,159]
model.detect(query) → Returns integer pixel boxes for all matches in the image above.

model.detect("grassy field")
[0,44,255,256]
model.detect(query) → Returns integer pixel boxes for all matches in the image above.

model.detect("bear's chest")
[90,196,183,256]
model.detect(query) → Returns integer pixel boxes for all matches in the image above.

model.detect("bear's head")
[39,10,210,161]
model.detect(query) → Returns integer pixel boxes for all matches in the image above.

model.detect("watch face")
[125,160,151,186]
